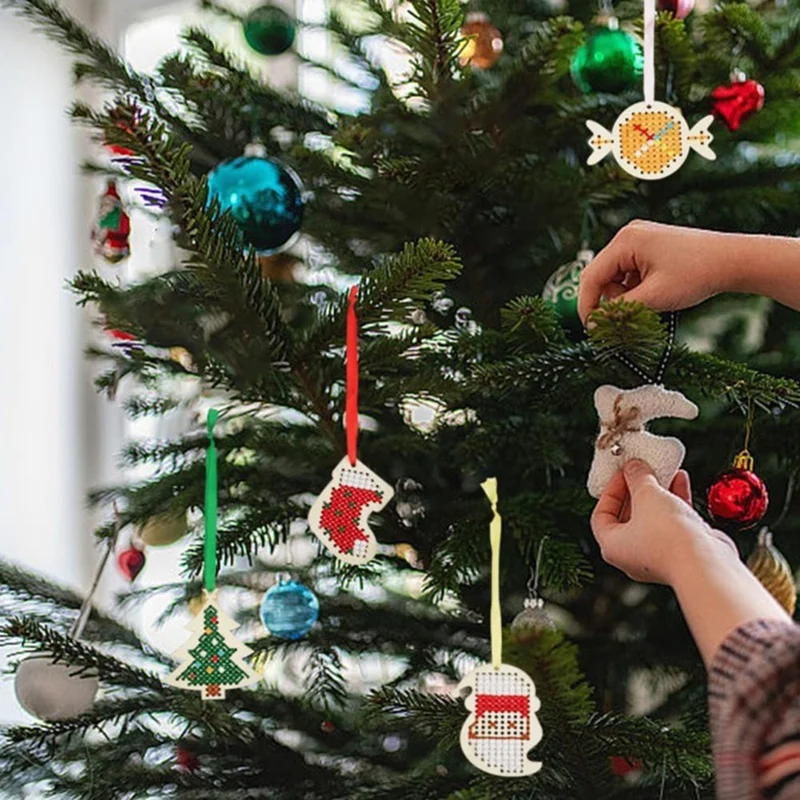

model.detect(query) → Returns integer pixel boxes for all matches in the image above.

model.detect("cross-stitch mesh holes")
[165,595,259,700]
[456,664,543,777]
[587,101,715,180]
[308,457,394,566]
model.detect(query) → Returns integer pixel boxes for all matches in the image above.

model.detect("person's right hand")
[591,459,738,586]
[577,220,739,325]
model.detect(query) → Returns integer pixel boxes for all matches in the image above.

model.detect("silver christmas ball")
[15,656,98,720]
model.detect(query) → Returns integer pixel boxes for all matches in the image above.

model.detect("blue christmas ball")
[206,149,304,254]
[259,579,319,640]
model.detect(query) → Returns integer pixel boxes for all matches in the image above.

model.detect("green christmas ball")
[542,249,593,332]
[571,27,643,94]
[243,5,296,56]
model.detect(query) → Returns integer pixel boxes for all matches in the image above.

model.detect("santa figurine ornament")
[308,286,394,565]
[711,71,765,132]
[92,180,131,264]
[453,479,544,777]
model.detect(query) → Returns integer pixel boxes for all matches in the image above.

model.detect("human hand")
[577,221,740,325]
[591,459,738,585]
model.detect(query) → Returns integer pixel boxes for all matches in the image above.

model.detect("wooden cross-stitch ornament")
[585,0,715,179]
[308,286,394,565]
[453,479,544,777]
[164,410,259,700]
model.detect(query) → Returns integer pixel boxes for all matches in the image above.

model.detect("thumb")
[622,458,659,496]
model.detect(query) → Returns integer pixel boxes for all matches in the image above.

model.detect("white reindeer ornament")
[587,385,698,499]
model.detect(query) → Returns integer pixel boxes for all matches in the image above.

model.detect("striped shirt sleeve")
[708,619,800,800]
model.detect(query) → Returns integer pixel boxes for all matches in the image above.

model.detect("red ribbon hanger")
[346,285,359,466]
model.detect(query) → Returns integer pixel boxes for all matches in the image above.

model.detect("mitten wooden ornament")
[588,384,698,498]
[308,457,394,565]
[454,663,543,777]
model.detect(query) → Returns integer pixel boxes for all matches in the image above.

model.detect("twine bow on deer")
[596,396,642,454]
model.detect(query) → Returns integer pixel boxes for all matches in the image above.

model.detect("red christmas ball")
[117,547,146,581]
[657,0,694,19]
[320,720,335,734]
[707,468,769,529]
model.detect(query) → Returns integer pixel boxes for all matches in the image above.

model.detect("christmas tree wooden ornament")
[308,287,394,565]
[588,384,698,498]
[453,479,544,777]
[165,410,259,700]
[585,0,715,180]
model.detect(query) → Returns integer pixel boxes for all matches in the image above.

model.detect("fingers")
[591,469,628,535]
[622,459,660,497]
[578,228,641,324]
[669,469,693,507]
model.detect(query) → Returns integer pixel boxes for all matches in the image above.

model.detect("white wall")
[0,0,132,724]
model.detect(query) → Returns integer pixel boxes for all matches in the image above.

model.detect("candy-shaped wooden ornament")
[587,101,715,180]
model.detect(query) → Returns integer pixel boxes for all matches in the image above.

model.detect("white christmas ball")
[15,656,99,720]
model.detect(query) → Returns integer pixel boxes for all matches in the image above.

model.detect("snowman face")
[613,101,689,179]
[469,707,530,740]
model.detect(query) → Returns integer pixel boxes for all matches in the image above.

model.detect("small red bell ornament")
[707,449,769,531]
[711,71,765,132]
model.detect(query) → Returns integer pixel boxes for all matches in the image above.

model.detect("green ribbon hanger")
[204,409,219,595]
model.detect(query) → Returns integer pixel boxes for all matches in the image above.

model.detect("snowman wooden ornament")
[585,0,715,179]
[455,663,543,777]
[453,479,544,777]
[587,384,698,498]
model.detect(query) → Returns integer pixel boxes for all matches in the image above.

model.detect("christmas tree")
[1,0,799,797]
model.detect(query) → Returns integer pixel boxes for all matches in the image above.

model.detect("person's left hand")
[591,459,738,585]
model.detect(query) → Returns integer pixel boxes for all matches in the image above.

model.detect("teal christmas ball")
[260,578,319,640]
[571,27,643,94]
[207,147,304,254]
[243,5,296,56]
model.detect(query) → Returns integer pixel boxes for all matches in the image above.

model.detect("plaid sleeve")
[708,619,800,800]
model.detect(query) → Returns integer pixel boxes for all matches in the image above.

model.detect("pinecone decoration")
[747,528,797,615]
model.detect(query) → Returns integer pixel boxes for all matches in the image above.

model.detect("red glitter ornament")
[711,74,765,132]
[175,746,200,773]
[320,720,336,734]
[117,546,146,581]
[707,451,769,530]
[610,756,643,776]
[657,0,694,18]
